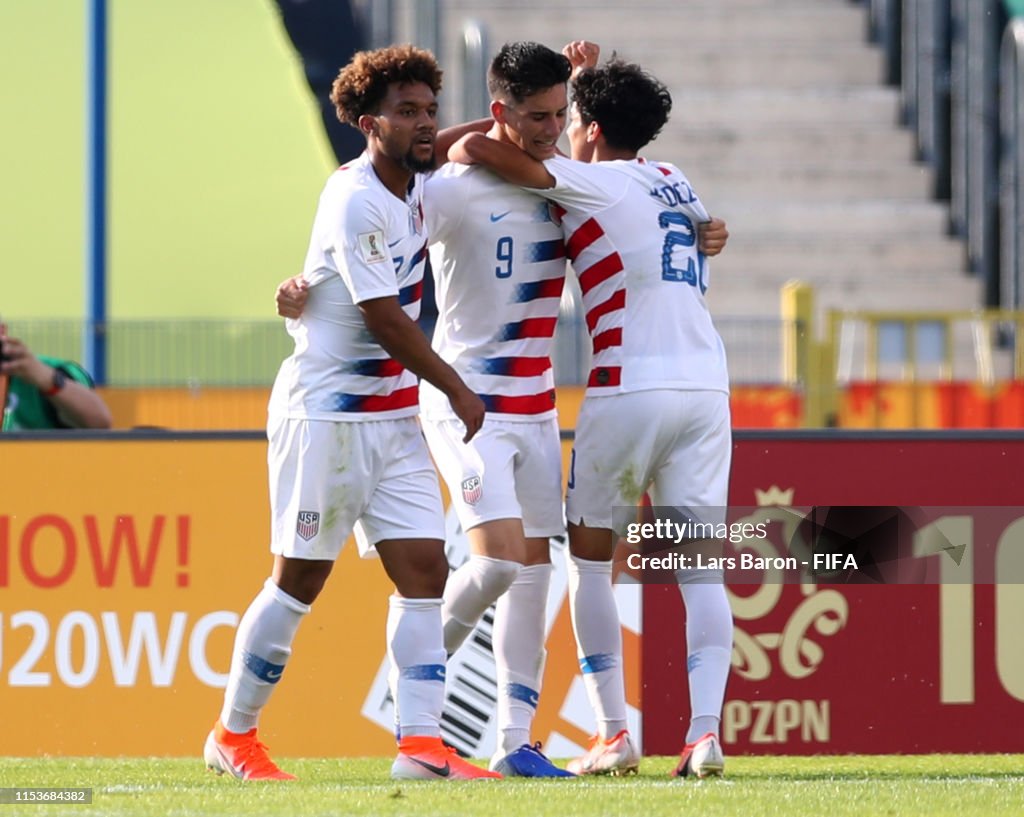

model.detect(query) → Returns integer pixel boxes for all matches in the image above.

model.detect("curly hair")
[330,45,443,126]
[487,42,571,105]
[571,59,672,153]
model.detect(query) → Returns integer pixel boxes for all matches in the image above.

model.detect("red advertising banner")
[642,432,1024,755]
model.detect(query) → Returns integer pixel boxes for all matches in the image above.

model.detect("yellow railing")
[784,282,1024,427]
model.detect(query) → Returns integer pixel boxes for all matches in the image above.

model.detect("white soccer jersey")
[269,152,428,421]
[419,162,566,421]
[533,155,728,396]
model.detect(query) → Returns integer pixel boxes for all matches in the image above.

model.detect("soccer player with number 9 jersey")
[450,46,734,779]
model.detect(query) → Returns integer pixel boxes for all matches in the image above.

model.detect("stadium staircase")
[436,0,981,327]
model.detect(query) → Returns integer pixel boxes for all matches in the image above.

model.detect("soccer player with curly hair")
[277,40,730,778]
[204,45,498,782]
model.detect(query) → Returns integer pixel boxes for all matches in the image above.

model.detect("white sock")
[220,578,310,733]
[442,555,521,654]
[567,553,627,739]
[679,582,733,743]
[387,663,401,742]
[493,563,551,756]
[388,595,446,739]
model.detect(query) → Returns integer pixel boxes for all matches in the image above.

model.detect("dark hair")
[488,42,571,104]
[571,58,672,152]
[330,45,443,125]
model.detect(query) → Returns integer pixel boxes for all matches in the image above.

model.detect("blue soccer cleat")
[491,742,577,778]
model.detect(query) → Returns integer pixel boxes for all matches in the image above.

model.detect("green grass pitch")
[2,755,1022,817]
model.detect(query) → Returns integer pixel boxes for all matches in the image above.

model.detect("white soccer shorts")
[422,416,565,538]
[565,390,732,533]
[268,415,445,559]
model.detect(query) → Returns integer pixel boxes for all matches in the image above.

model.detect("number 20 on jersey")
[659,211,708,293]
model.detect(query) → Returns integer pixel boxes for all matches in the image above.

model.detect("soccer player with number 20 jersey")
[451,44,734,779]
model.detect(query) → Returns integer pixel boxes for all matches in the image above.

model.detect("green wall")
[1,0,336,321]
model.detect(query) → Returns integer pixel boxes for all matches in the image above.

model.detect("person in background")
[1,324,112,431]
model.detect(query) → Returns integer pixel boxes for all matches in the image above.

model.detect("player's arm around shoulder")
[435,118,493,167]
[699,217,729,257]
[448,133,555,189]
[655,161,729,257]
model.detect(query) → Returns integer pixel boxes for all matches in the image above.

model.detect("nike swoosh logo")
[265,669,283,680]
[490,211,511,222]
[410,757,451,777]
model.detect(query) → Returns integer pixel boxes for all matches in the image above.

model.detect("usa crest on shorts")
[296,510,320,540]
[461,475,482,505]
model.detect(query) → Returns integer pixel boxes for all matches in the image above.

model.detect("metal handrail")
[1000,20,1024,310]
[887,0,1014,301]
[868,0,902,86]
[3,314,796,389]
[950,0,969,236]
[363,0,393,49]
[413,0,442,61]
[826,308,1024,383]
[902,0,954,198]
[965,1,1004,306]
[459,20,489,121]
[902,0,919,128]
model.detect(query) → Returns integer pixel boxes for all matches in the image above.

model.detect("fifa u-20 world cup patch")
[357,230,387,264]
[296,510,320,540]
[461,475,483,505]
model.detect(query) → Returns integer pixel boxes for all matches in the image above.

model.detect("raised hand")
[562,40,600,78]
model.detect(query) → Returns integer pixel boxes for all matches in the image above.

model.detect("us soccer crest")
[410,199,424,234]
[296,510,320,541]
[546,201,565,226]
[461,475,483,505]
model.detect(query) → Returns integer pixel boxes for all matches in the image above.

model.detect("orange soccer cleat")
[566,730,640,776]
[204,720,296,781]
[671,732,724,779]
[391,736,502,781]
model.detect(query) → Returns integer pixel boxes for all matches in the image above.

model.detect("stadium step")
[676,126,918,169]
[694,164,934,201]
[674,87,904,129]
[710,200,951,236]
[710,241,967,280]
[433,0,975,325]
